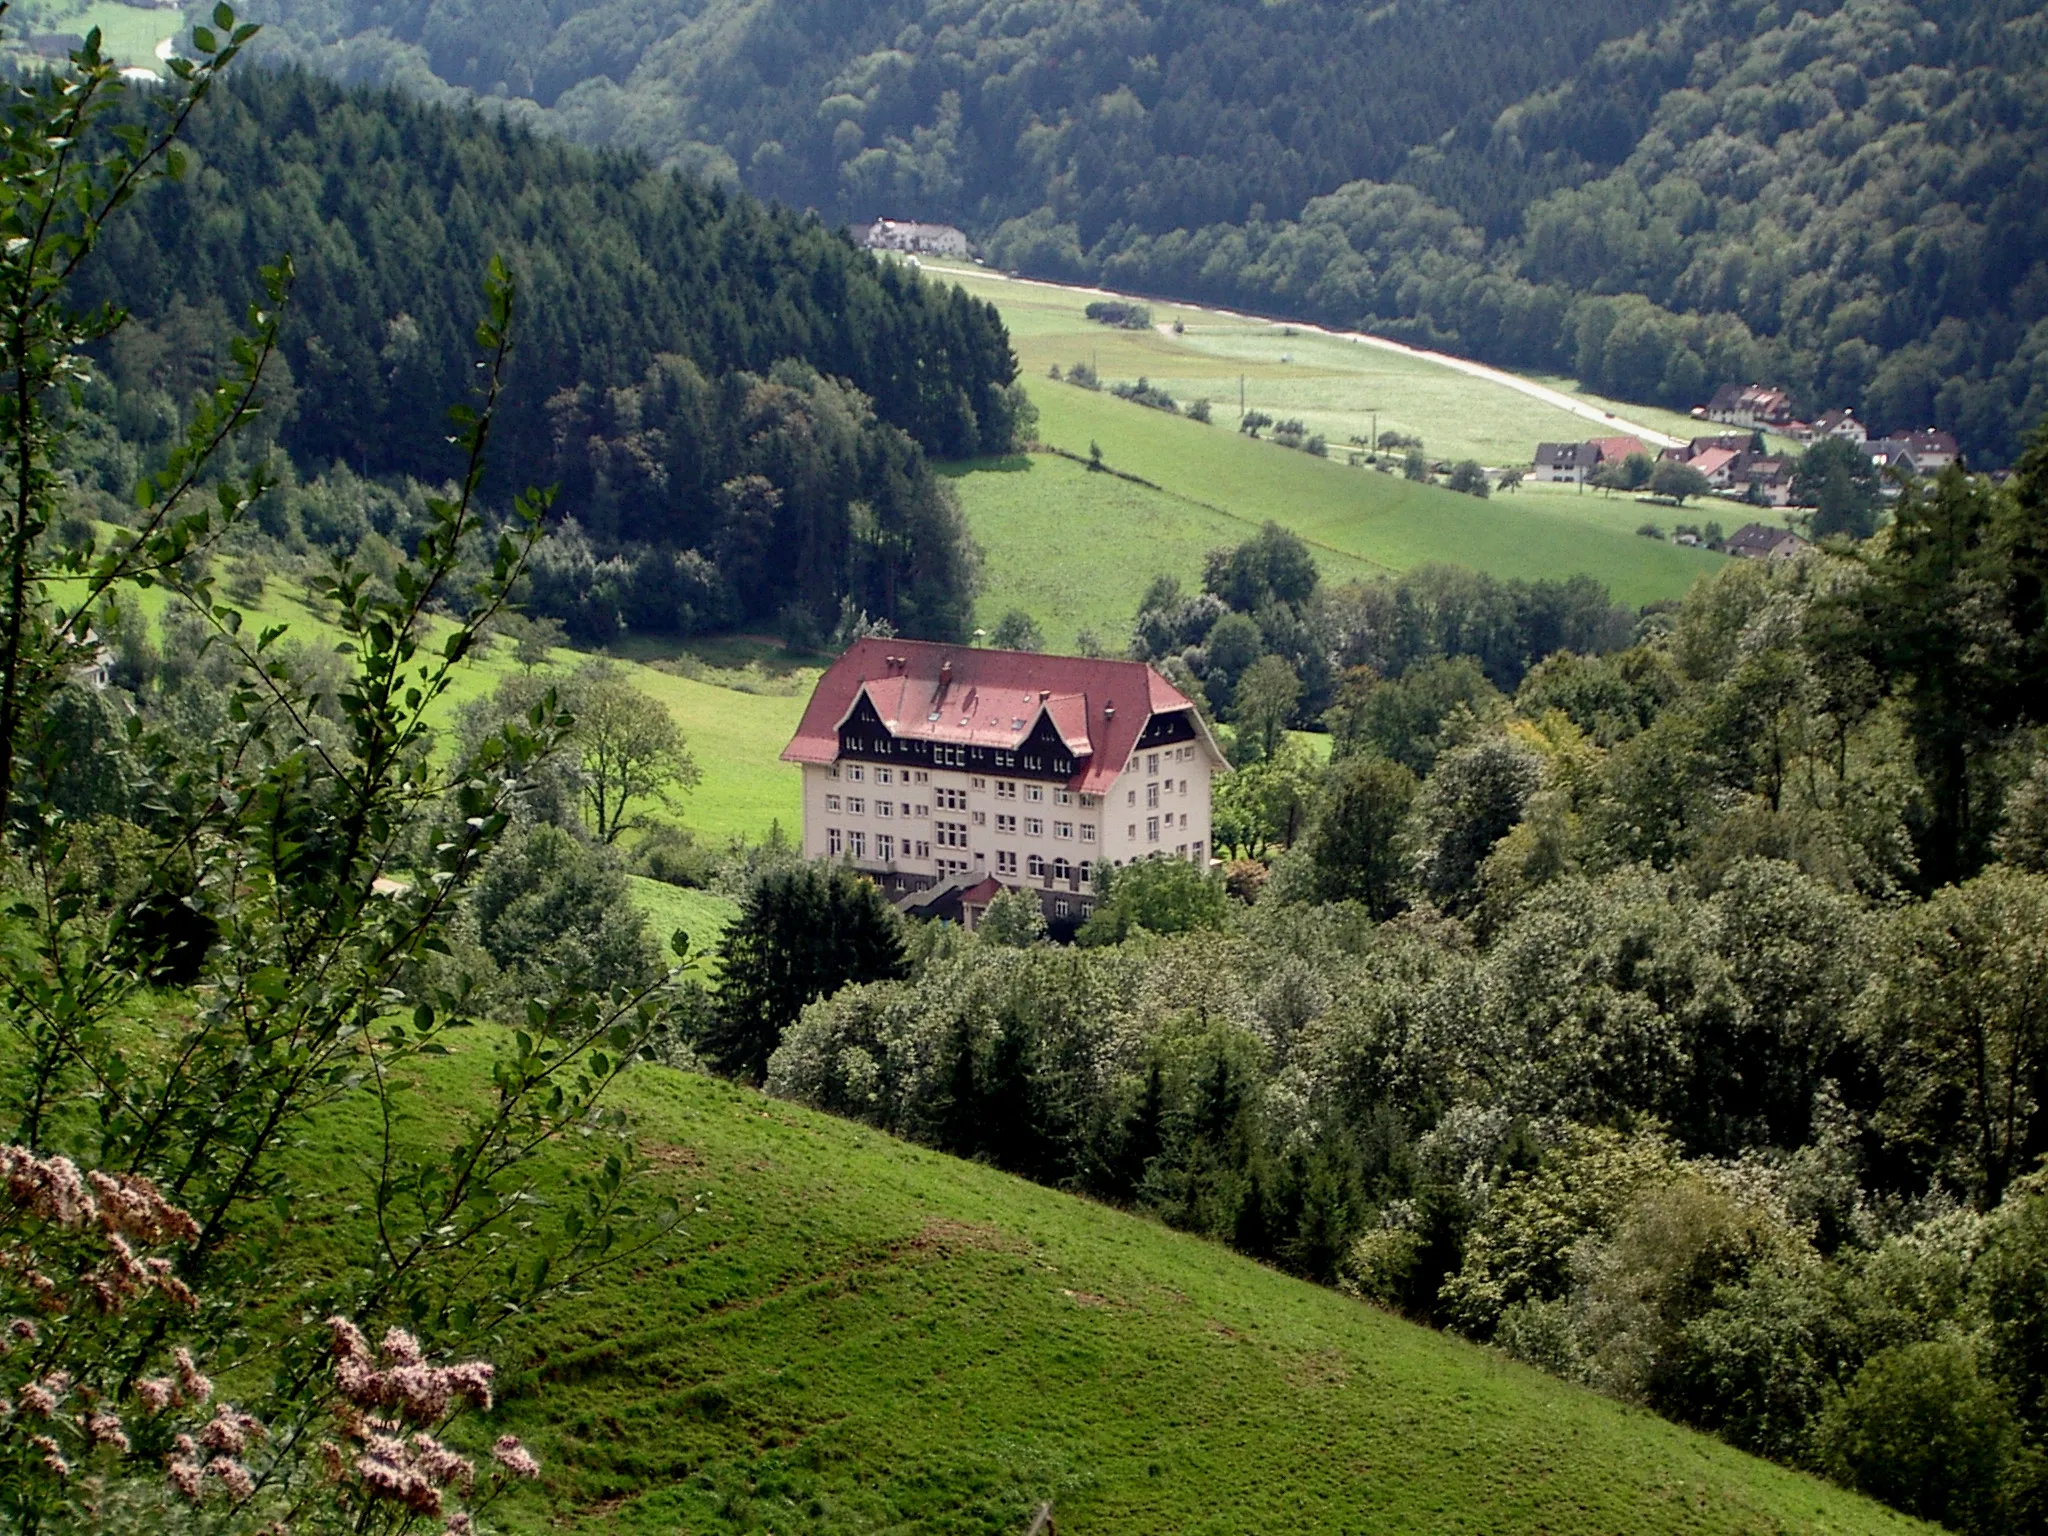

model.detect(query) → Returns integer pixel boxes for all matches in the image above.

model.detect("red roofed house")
[781,638,1229,925]
[1689,446,1740,488]
[1587,435,1649,468]
[1707,383,1797,429]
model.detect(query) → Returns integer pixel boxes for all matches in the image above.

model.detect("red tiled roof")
[957,876,1005,909]
[1588,435,1648,465]
[1691,447,1738,478]
[781,638,1204,793]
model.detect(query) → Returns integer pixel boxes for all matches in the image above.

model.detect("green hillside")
[334,1049,1930,1535]
[934,261,1728,623]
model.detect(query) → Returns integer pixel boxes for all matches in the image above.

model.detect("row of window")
[828,765,932,786]
[827,764,1081,807]
[826,829,932,862]
[977,811,1094,841]
[825,795,931,819]
[1131,812,1194,842]
[994,852,1093,882]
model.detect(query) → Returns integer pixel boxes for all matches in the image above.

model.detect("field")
[626,876,740,971]
[73,561,805,845]
[930,263,1730,642]
[932,261,1697,469]
[7,0,176,66]
[270,1044,1930,1535]
[946,451,1383,653]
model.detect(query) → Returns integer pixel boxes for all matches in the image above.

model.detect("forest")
[755,437,2048,1532]
[246,0,2048,466]
[68,69,1026,641]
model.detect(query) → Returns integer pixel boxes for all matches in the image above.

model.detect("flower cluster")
[327,1318,497,1422]
[319,1317,540,1533]
[0,1145,213,1501]
[0,1146,200,1318]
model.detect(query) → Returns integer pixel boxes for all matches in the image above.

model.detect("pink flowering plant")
[0,1145,544,1533]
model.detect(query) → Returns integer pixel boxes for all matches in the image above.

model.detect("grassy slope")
[81,566,805,843]
[932,263,1724,626]
[936,260,1711,469]
[626,876,739,972]
[1020,382,1724,610]
[312,1051,1928,1535]
[947,452,1381,653]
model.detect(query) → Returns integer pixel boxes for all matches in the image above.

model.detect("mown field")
[9,0,175,65]
[930,262,1701,468]
[270,1042,1931,1535]
[930,263,1730,636]
[947,451,1383,653]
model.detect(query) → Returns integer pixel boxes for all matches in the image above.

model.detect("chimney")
[1103,700,1115,720]
[1039,689,1050,702]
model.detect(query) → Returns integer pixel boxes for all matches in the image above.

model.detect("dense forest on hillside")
[247,0,2048,466]
[70,70,1027,639]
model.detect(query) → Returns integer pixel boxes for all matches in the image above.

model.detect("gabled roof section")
[783,638,1207,792]
[1588,435,1648,465]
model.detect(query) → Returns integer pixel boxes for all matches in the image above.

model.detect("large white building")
[781,638,1227,926]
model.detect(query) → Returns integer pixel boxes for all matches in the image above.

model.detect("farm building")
[860,219,971,257]
[1725,523,1809,560]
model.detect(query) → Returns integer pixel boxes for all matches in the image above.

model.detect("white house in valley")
[781,639,1227,928]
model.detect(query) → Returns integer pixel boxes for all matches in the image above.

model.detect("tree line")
[69,68,1027,641]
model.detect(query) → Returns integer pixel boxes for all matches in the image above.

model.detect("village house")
[1689,446,1740,489]
[1705,383,1798,430]
[1724,523,1809,561]
[1531,435,1648,485]
[781,639,1227,931]
[1730,453,1793,506]
[1532,441,1594,483]
[859,219,971,257]
[1877,429,1959,473]
[1812,409,1867,444]
[1586,434,1649,467]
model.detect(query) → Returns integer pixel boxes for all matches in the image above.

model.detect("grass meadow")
[11,0,177,65]
[75,560,806,845]
[945,451,1383,653]
[930,262,1728,639]
[625,876,740,973]
[932,262,1720,469]
[261,1041,1932,1535]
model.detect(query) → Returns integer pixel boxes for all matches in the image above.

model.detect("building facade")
[781,639,1227,926]
[859,219,971,257]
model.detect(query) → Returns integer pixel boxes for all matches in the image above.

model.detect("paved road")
[928,259,1687,450]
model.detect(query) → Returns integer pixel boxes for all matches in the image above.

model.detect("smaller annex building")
[781,638,1228,928]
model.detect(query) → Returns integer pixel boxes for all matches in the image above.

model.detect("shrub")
[1815,1341,2020,1532]
[1084,299,1152,329]
[632,821,719,887]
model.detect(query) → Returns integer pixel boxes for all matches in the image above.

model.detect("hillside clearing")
[927,260,1710,472]
[947,451,1382,653]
